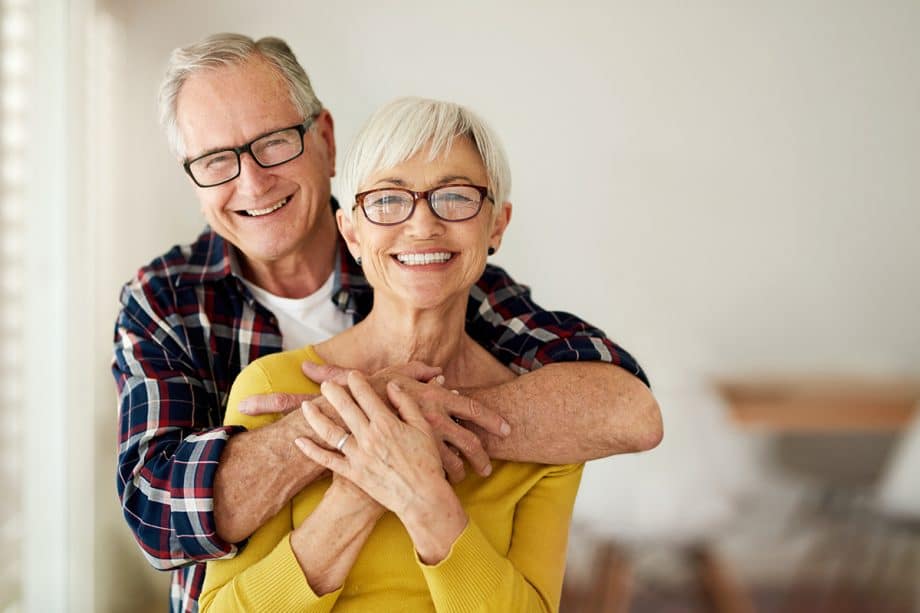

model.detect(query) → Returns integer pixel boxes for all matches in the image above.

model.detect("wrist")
[400,484,467,565]
[328,479,385,521]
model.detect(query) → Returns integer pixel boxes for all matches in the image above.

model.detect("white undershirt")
[235,259,352,350]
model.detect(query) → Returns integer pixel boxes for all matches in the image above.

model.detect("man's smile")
[237,195,292,217]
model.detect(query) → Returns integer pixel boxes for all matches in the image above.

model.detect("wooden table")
[715,378,920,432]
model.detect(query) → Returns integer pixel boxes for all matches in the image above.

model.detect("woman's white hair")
[158,33,323,158]
[339,97,511,220]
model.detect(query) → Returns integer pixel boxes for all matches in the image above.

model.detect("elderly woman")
[199,97,582,612]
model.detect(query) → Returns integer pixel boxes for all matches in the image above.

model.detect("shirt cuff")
[169,425,248,558]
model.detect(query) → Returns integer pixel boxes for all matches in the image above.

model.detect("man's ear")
[488,202,512,252]
[315,109,337,178]
[336,209,360,260]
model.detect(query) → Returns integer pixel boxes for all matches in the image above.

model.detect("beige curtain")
[0,0,29,607]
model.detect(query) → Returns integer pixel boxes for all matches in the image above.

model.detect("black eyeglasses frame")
[183,114,319,188]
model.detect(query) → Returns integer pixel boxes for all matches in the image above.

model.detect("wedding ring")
[335,432,351,452]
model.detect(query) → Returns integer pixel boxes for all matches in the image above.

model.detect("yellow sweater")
[200,346,583,612]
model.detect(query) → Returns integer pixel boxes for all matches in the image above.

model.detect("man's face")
[175,57,336,268]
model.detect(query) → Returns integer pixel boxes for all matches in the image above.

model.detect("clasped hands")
[238,361,511,483]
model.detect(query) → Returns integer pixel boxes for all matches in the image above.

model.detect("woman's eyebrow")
[373,174,475,188]
[374,177,408,186]
[436,174,475,184]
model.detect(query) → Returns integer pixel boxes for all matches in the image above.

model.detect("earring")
[356,256,363,266]
[487,247,496,256]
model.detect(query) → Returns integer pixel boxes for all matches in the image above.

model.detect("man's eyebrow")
[186,123,299,161]
[187,144,234,161]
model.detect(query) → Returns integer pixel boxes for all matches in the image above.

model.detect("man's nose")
[235,153,274,196]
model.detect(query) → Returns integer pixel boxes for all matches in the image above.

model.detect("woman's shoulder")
[244,344,325,391]
[225,345,325,429]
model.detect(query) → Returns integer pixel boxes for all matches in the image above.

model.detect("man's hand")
[239,391,318,416]
[302,361,511,483]
[237,362,442,417]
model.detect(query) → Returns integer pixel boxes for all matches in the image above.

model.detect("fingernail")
[434,375,446,385]
[390,381,402,392]
[451,389,460,395]
[482,463,492,476]
[239,402,251,415]
[501,421,511,436]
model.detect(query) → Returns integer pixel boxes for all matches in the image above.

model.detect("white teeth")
[395,251,453,266]
[245,198,287,217]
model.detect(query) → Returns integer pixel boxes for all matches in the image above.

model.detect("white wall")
[105,0,920,377]
[90,0,920,608]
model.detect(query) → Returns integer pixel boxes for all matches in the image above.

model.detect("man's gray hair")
[158,33,323,158]
[339,97,512,221]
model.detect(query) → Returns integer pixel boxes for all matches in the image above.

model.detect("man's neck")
[237,231,338,299]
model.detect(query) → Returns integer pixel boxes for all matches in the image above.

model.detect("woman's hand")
[295,371,467,564]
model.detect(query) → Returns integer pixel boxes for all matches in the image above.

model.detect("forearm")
[423,463,582,613]
[290,482,383,595]
[214,413,327,544]
[468,362,662,463]
[202,482,381,613]
[116,372,241,566]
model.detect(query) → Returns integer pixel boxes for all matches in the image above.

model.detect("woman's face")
[339,136,511,312]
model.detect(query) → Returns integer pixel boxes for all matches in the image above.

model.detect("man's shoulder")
[121,228,230,299]
[471,263,532,304]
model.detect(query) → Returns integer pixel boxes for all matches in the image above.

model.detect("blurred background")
[2,0,918,611]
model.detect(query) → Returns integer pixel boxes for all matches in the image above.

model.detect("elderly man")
[114,33,660,613]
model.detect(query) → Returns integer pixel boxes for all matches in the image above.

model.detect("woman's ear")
[488,201,512,252]
[336,208,361,261]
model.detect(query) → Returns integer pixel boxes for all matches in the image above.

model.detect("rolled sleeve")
[114,285,243,568]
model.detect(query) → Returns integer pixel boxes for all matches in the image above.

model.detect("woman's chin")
[381,283,467,313]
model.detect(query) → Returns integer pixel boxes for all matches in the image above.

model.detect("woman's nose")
[404,198,445,237]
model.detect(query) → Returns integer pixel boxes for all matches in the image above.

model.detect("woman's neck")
[315,293,490,387]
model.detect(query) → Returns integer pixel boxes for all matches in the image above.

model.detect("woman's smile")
[393,250,457,268]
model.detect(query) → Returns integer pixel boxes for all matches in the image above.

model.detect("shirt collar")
[175,227,234,287]
[175,198,372,316]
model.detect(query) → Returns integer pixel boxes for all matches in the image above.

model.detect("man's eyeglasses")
[183,114,318,188]
[353,184,492,226]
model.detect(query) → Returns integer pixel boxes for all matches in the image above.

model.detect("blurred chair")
[872,409,920,612]
[566,372,760,612]
[780,404,920,613]
[876,407,920,522]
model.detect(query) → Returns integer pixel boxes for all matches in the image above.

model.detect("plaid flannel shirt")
[114,221,648,613]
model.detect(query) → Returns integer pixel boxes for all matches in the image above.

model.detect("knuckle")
[447,450,463,470]
[461,432,481,454]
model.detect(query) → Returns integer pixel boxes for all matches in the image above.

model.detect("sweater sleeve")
[198,359,342,613]
[419,463,584,612]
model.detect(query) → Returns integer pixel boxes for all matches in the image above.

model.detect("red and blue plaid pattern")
[114,217,647,613]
